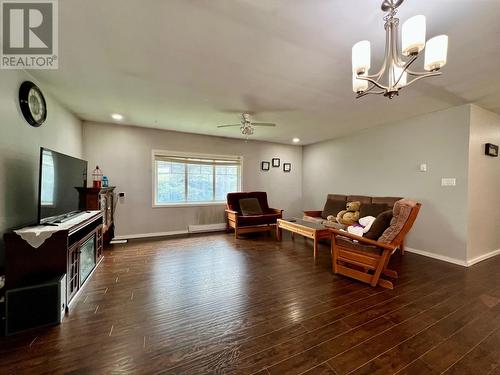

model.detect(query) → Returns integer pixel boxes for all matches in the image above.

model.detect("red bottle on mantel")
[92,165,103,188]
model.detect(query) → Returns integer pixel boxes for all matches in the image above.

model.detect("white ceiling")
[33,0,500,145]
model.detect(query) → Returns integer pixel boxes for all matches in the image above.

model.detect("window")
[153,151,242,206]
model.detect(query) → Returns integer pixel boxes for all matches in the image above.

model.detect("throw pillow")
[364,210,393,240]
[239,198,263,216]
[359,203,389,219]
[379,199,417,243]
[321,199,346,219]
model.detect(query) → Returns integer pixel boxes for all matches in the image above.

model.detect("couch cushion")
[249,191,270,212]
[379,200,416,243]
[321,199,346,219]
[227,191,270,214]
[239,198,263,216]
[359,203,389,219]
[227,192,247,213]
[336,237,382,255]
[238,213,281,227]
[327,194,347,202]
[347,195,372,204]
[365,210,393,240]
[372,197,403,207]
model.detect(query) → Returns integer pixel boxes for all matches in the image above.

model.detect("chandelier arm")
[365,14,393,80]
[393,54,419,87]
[404,72,442,87]
[400,54,419,71]
[365,63,387,80]
[356,90,386,99]
[406,69,442,77]
[371,15,394,78]
[358,83,380,96]
[357,76,389,91]
[391,18,405,66]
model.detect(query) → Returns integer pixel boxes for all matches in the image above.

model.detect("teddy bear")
[335,201,361,226]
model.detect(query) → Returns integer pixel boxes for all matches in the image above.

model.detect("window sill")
[152,202,227,208]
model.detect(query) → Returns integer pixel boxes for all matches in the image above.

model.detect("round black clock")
[19,81,47,127]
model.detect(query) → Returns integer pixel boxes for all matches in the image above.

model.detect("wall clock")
[19,81,47,127]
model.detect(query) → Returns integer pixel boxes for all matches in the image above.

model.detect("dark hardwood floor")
[1,233,500,374]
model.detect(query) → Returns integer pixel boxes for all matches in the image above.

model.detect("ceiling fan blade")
[252,123,276,127]
[217,124,241,128]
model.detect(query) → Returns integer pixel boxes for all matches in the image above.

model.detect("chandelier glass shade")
[352,0,448,99]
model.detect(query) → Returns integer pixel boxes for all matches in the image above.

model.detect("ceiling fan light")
[352,41,371,74]
[425,35,448,71]
[402,15,426,56]
[353,72,368,93]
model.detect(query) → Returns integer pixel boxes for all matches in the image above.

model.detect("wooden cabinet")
[77,187,115,244]
[5,212,104,310]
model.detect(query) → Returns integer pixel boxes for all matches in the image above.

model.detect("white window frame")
[152,150,243,208]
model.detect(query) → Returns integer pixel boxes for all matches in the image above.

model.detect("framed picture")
[272,158,280,167]
[261,161,270,171]
[283,163,291,172]
[485,143,499,157]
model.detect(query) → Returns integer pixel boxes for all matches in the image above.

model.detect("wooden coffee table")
[276,218,331,262]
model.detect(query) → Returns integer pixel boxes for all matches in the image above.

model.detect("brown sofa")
[304,193,407,252]
[226,192,283,238]
[304,194,402,229]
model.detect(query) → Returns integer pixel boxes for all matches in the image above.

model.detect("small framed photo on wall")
[272,158,280,167]
[485,143,499,157]
[283,163,291,172]
[261,161,270,171]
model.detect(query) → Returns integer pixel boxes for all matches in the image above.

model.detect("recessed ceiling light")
[111,113,123,121]
[292,138,300,143]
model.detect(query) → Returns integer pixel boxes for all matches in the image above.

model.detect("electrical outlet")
[118,192,126,198]
[419,163,427,172]
[441,178,456,186]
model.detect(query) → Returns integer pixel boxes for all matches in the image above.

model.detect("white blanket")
[14,211,101,249]
[358,216,376,233]
[347,216,376,237]
[347,226,364,237]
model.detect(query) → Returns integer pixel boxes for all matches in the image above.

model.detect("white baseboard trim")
[467,248,500,267]
[188,223,226,233]
[113,230,189,241]
[404,247,468,267]
[109,239,128,244]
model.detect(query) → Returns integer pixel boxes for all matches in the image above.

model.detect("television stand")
[4,211,104,309]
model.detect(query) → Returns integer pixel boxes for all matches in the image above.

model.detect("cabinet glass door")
[79,235,96,285]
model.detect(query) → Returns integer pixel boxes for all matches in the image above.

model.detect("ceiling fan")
[217,113,276,139]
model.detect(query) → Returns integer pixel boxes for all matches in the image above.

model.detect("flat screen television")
[38,147,88,224]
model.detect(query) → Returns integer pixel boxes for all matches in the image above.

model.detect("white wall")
[302,105,471,263]
[0,71,83,271]
[467,105,500,262]
[83,122,302,238]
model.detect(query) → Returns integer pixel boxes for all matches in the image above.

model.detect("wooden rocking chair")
[329,202,421,289]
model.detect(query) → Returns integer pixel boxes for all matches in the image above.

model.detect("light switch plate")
[419,163,427,172]
[441,178,457,186]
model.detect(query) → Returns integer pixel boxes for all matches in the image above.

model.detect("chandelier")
[352,0,449,99]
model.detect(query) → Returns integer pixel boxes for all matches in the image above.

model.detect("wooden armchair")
[226,192,283,239]
[329,202,421,289]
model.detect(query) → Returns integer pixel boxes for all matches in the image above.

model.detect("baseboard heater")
[188,223,226,234]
